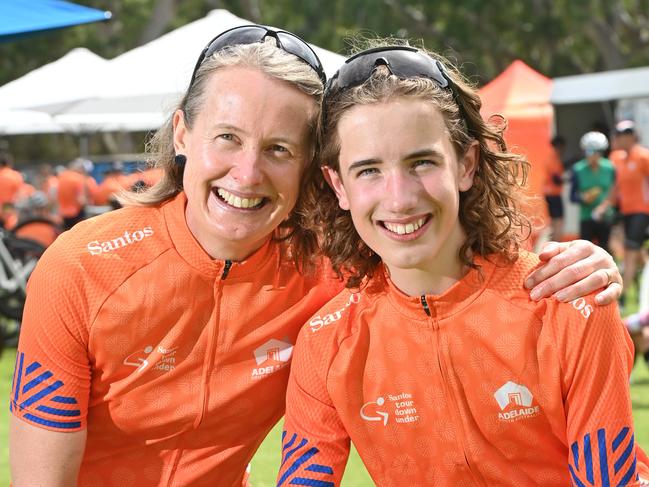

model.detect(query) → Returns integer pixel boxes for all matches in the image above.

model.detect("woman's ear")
[172,110,187,154]
[458,140,479,192]
[322,166,350,210]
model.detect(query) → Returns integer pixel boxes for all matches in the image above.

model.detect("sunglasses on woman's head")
[189,24,327,88]
[326,46,453,94]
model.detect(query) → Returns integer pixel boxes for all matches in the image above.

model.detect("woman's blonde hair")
[121,39,324,271]
[310,40,531,288]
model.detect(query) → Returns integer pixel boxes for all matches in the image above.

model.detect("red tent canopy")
[479,60,554,240]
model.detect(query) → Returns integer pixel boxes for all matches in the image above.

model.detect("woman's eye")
[271,144,289,153]
[218,133,234,141]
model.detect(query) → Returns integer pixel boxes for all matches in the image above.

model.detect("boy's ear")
[458,140,479,192]
[322,166,350,210]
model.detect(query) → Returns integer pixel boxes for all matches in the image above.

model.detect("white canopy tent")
[551,65,649,105]
[19,9,346,133]
[0,47,108,111]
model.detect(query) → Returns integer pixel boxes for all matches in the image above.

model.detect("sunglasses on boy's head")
[326,46,453,94]
[189,24,327,88]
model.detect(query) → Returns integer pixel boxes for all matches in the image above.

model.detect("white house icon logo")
[251,338,293,379]
[494,381,540,421]
[254,338,293,365]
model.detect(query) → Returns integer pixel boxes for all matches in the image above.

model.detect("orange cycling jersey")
[543,152,564,197]
[0,166,24,205]
[278,252,649,487]
[11,193,342,486]
[610,145,649,215]
[56,170,87,217]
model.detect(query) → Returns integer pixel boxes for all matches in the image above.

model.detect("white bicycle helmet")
[580,131,609,154]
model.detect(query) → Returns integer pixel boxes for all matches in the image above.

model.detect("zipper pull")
[222,260,232,279]
[420,295,431,316]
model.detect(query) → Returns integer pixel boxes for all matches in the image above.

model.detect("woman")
[278,43,648,486]
[10,26,623,486]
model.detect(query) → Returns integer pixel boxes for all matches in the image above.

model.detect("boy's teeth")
[217,188,263,208]
[384,217,426,235]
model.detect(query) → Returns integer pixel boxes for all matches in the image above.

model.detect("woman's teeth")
[217,188,264,209]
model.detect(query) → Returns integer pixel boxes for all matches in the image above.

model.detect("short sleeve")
[277,324,350,487]
[10,242,91,432]
[549,297,643,485]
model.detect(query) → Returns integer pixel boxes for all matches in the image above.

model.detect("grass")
[1,349,648,484]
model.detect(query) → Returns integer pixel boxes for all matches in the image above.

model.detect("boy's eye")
[271,145,289,153]
[413,159,435,168]
[357,167,379,177]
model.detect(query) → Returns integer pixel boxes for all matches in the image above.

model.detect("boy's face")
[324,98,477,285]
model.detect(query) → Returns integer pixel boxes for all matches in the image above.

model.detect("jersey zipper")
[194,260,231,428]
[423,295,486,485]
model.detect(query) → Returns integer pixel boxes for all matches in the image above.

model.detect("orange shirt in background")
[0,166,24,205]
[85,175,98,205]
[13,219,61,248]
[279,253,649,486]
[610,144,649,215]
[543,152,564,197]
[56,170,87,217]
[94,174,130,205]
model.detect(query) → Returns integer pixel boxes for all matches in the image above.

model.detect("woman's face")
[324,98,477,284]
[174,66,317,260]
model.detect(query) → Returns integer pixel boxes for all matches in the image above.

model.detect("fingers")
[526,240,622,304]
[526,240,595,291]
[536,241,566,262]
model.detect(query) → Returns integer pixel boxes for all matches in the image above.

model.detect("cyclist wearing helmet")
[570,131,615,252]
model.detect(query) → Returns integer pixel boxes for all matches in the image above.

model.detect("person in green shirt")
[570,131,616,252]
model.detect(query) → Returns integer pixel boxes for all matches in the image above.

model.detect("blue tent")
[0,0,111,41]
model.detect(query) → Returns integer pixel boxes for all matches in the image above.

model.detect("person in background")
[11,191,62,248]
[56,158,92,230]
[0,152,24,228]
[9,25,624,487]
[278,42,649,487]
[570,131,616,253]
[609,120,649,312]
[34,163,59,209]
[543,135,566,240]
[95,161,130,209]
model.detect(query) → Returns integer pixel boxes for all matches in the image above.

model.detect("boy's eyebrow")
[405,148,445,160]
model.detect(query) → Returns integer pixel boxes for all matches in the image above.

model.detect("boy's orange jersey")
[11,193,342,486]
[278,252,649,487]
[610,145,649,215]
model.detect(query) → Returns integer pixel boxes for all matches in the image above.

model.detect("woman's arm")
[11,417,86,486]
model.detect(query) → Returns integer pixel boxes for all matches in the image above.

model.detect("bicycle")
[0,229,45,346]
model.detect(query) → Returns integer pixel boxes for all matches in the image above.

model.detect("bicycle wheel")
[0,235,45,321]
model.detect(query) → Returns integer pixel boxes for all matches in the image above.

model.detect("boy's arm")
[555,300,645,485]
[277,330,351,487]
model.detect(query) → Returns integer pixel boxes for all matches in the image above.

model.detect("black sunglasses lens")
[204,26,267,59]
[276,32,325,82]
[336,48,448,90]
[192,26,325,86]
